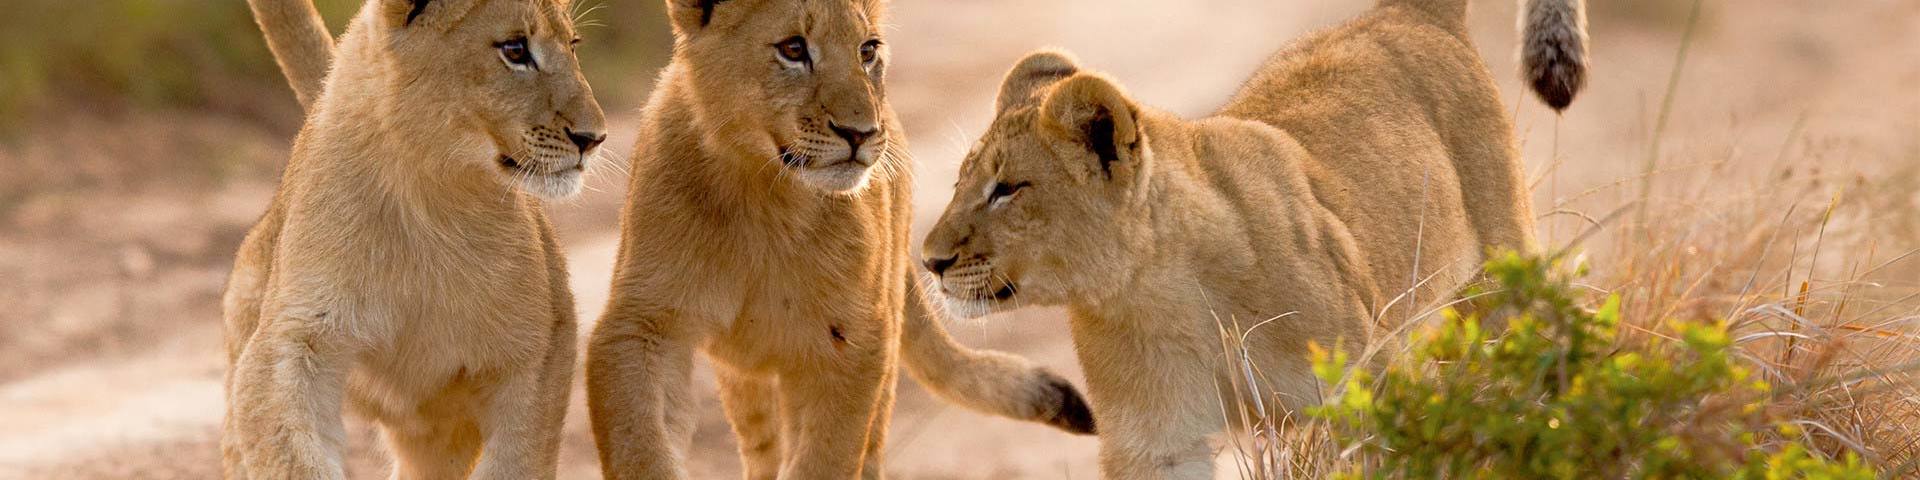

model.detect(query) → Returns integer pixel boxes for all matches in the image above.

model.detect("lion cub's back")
[1218,9,1511,320]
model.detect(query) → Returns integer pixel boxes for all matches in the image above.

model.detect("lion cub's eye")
[498,37,535,68]
[859,39,881,65]
[775,36,810,64]
[987,181,1029,209]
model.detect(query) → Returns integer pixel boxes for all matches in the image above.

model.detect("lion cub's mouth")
[936,275,1018,302]
[779,145,874,169]
[497,154,585,200]
[498,155,584,175]
[498,155,524,170]
[778,146,807,167]
[778,145,876,193]
[990,283,1018,301]
[927,276,1019,320]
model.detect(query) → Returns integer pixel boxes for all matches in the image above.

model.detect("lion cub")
[222,0,605,478]
[585,0,1092,478]
[920,0,1588,477]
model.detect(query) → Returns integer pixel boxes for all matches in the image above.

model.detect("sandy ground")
[3,0,1916,478]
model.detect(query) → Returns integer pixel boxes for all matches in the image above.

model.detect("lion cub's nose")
[922,255,957,276]
[566,128,607,153]
[829,121,880,149]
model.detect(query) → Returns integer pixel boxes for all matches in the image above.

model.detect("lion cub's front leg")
[586,305,701,480]
[772,326,894,479]
[226,311,355,479]
[709,320,897,480]
[1074,322,1221,480]
[716,369,784,480]
[470,318,576,480]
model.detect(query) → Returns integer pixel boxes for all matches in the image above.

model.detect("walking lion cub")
[585,0,1092,478]
[921,0,1588,477]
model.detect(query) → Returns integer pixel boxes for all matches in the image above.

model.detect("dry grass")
[1211,124,1920,479]
[1209,0,1920,473]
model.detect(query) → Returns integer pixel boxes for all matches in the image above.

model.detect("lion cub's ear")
[667,0,730,34]
[380,0,476,29]
[996,50,1082,114]
[1040,74,1144,184]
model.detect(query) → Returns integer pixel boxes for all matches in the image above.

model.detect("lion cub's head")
[665,0,893,194]
[357,0,607,199]
[921,51,1155,318]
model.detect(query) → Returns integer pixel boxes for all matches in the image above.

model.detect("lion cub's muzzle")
[782,123,887,193]
[923,254,1019,307]
[499,125,607,200]
[827,121,880,164]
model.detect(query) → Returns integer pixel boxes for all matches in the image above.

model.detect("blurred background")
[1,0,1915,478]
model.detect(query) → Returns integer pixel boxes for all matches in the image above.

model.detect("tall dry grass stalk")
[1212,312,1348,479]
[1631,0,1705,234]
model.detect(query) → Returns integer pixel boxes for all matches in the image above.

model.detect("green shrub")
[1310,252,1874,479]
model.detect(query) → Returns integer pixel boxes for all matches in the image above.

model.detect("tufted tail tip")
[1521,0,1590,112]
[1527,55,1585,111]
[1037,370,1097,435]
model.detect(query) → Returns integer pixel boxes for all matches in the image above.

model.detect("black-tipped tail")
[1038,370,1097,435]
[1521,0,1590,111]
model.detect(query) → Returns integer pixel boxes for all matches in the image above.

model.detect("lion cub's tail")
[1518,0,1589,110]
[247,0,336,110]
[899,275,1097,435]
[1386,0,1589,110]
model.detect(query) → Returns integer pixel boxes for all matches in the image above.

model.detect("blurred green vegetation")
[1311,253,1875,479]
[0,0,669,134]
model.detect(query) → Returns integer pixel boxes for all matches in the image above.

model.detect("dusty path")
[5,0,1916,478]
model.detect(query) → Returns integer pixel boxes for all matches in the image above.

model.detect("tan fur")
[921,0,1586,477]
[585,1,1090,478]
[222,0,607,478]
